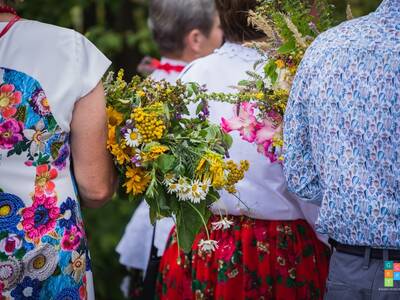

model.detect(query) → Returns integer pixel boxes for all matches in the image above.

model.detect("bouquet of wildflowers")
[217,0,336,162]
[104,71,248,252]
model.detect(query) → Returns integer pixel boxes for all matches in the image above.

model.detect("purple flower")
[52,144,70,170]
[0,118,24,150]
[31,89,51,116]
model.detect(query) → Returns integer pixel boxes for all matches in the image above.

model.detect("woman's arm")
[70,81,117,208]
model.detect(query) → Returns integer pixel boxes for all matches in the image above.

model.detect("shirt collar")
[159,57,187,67]
[376,0,400,15]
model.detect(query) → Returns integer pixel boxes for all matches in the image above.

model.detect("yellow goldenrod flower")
[275,59,285,69]
[255,92,264,100]
[143,145,169,161]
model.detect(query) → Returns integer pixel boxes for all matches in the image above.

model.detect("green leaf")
[47,117,58,132]
[156,154,176,173]
[14,248,27,260]
[238,80,249,86]
[222,133,233,149]
[195,102,204,115]
[0,232,8,240]
[277,39,296,54]
[175,201,211,253]
[266,275,274,286]
[0,252,7,261]
[286,277,296,288]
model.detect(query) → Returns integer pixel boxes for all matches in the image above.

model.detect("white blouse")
[180,42,322,226]
[116,57,186,272]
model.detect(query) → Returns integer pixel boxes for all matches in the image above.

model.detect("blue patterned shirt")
[283,0,400,248]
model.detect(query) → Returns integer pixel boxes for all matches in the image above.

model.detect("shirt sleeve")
[283,56,323,205]
[74,31,111,99]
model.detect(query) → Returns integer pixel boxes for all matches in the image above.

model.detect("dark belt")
[329,238,400,260]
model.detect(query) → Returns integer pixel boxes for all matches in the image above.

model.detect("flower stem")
[187,202,210,240]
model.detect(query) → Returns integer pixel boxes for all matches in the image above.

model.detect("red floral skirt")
[156,216,330,300]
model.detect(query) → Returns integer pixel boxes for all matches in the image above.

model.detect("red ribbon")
[0,5,20,39]
[150,58,185,74]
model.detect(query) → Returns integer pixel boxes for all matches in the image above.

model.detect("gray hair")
[149,0,217,55]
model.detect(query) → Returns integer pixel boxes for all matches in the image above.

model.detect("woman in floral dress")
[0,1,116,299]
[156,1,330,299]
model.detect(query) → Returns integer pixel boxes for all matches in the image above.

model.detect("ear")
[184,29,205,56]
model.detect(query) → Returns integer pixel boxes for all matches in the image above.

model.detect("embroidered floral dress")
[0,20,110,299]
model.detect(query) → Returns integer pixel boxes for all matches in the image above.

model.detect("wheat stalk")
[281,14,308,49]
[346,3,354,20]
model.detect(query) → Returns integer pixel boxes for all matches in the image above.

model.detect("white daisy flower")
[212,217,234,230]
[198,239,218,252]
[167,182,180,194]
[124,128,141,147]
[188,180,206,203]
[163,173,177,186]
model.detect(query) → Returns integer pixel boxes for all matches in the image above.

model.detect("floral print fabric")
[0,68,90,299]
[157,217,330,300]
[284,0,400,248]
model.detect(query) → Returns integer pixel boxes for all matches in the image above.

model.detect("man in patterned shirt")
[284,0,400,298]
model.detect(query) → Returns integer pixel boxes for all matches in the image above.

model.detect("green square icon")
[385,278,394,287]
[385,261,394,270]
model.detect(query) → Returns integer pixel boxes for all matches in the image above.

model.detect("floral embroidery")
[34,164,58,196]
[59,198,77,230]
[21,193,60,241]
[0,193,25,231]
[0,256,23,290]
[10,276,41,299]
[31,89,50,116]
[22,244,58,281]
[65,251,86,283]
[0,84,22,119]
[54,287,81,300]
[0,118,24,150]
[61,226,83,251]
[23,119,52,157]
[0,68,89,297]
[0,233,23,255]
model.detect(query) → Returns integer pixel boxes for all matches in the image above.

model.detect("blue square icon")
[385,261,394,270]
[394,272,400,281]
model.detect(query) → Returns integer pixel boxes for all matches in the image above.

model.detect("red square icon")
[394,263,400,272]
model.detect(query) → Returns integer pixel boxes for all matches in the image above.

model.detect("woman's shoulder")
[16,19,77,40]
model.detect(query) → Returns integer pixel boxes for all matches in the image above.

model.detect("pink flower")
[0,234,22,255]
[34,164,58,196]
[21,194,60,241]
[257,140,278,163]
[0,118,24,149]
[61,225,83,251]
[221,102,258,143]
[0,84,22,118]
[255,119,276,145]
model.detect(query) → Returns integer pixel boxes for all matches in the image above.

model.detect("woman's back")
[181,42,308,221]
[0,20,110,299]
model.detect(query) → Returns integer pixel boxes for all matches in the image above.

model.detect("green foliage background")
[14,0,381,299]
